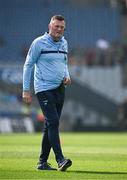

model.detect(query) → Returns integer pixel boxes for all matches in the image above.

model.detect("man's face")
[49,19,65,41]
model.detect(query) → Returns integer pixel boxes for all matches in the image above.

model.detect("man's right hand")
[22,91,32,104]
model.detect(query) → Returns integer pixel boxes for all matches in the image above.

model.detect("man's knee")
[47,118,59,128]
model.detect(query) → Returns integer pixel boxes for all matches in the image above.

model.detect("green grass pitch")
[0,132,127,179]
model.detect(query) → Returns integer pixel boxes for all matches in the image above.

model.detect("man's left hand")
[63,77,71,85]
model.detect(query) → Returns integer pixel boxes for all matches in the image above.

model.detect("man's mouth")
[56,32,61,35]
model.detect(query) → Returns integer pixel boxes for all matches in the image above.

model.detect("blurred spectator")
[120,0,127,15]
[68,37,127,67]
[36,108,45,122]
[96,38,110,50]
[85,48,96,66]
[95,38,110,66]
[110,0,118,9]
[106,41,121,66]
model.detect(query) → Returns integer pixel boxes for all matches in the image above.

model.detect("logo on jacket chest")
[61,45,66,51]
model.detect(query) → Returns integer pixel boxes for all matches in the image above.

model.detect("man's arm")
[22,40,40,104]
[63,40,71,85]
[64,63,71,85]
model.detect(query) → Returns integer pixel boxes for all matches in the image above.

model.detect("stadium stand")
[1,0,127,131]
[0,0,121,64]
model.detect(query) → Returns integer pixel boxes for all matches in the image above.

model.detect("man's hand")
[63,77,71,86]
[22,91,32,104]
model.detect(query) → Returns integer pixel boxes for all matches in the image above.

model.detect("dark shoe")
[58,158,72,171]
[37,162,57,170]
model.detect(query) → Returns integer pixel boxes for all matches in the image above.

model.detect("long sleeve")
[64,41,70,78]
[23,39,40,91]
[23,33,70,93]
[64,64,70,78]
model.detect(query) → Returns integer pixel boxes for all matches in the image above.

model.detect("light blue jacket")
[23,32,70,94]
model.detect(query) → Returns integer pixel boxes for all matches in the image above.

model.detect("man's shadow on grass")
[67,170,127,175]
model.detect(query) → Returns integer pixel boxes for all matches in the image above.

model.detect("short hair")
[50,15,65,23]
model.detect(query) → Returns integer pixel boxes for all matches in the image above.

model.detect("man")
[22,15,72,171]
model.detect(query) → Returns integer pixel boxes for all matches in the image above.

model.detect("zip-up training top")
[23,32,70,94]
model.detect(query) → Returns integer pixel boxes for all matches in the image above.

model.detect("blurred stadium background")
[0,0,127,133]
